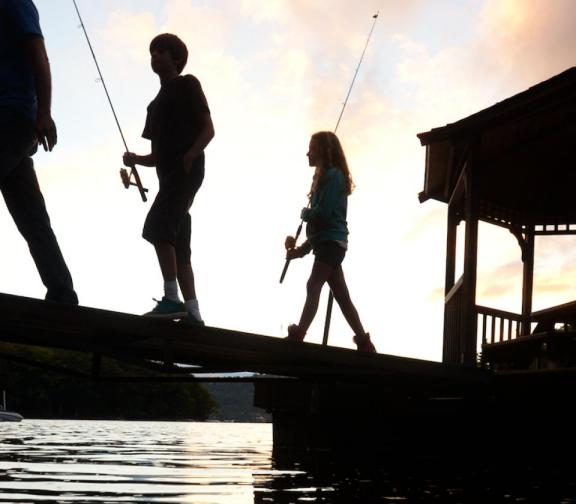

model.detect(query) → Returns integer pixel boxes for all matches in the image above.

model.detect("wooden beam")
[521,229,535,335]
[0,293,490,388]
[461,140,480,365]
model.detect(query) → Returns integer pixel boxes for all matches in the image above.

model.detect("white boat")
[0,410,23,422]
[0,390,23,422]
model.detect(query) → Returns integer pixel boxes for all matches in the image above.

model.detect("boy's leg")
[142,183,189,315]
[177,261,196,301]
[178,261,203,323]
[153,241,181,302]
[175,213,203,324]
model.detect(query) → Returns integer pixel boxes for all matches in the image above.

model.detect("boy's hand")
[123,152,137,167]
[285,236,296,250]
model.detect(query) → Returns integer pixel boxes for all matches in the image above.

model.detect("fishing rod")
[280,11,379,286]
[72,0,148,202]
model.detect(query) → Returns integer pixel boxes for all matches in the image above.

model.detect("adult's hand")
[36,112,57,151]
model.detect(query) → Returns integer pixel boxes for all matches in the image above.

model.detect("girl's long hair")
[308,131,355,198]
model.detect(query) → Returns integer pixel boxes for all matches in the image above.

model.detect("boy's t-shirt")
[142,74,210,183]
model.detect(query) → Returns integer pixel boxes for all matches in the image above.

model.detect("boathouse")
[418,66,576,369]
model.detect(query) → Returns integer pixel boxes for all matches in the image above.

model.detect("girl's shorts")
[313,241,346,267]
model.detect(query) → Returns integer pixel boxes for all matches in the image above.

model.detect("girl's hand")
[286,247,302,260]
[285,235,296,250]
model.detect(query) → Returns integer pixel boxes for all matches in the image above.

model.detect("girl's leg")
[328,265,366,336]
[297,260,334,333]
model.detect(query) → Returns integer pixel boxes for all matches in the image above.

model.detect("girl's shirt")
[301,167,349,248]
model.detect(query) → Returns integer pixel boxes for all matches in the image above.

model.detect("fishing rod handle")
[279,260,290,284]
[279,220,304,283]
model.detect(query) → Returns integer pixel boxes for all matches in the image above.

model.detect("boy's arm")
[182,113,214,173]
[123,151,156,167]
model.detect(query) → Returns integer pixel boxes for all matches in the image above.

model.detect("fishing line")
[71,0,148,202]
[280,11,379,284]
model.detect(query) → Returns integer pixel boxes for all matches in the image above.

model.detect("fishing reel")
[120,167,149,202]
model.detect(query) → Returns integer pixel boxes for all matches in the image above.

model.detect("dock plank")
[0,293,490,387]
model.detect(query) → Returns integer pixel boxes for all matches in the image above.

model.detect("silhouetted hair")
[309,131,355,197]
[150,33,188,74]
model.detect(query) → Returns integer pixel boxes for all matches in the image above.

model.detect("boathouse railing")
[477,305,525,345]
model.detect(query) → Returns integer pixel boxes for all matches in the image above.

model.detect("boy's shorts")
[142,160,204,263]
[313,241,346,267]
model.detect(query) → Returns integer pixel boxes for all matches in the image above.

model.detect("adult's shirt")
[142,74,210,183]
[0,0,43,120]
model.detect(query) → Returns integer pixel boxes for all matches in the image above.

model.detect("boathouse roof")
[417,66,576,227]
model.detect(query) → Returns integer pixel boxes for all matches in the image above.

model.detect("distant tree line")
[0,343,217,420]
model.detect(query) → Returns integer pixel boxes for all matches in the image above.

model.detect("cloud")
[404,205,445,240]
[18,0,576,359]
[478,0,576,86]
[397,0,576,133]
[101,9,157,64]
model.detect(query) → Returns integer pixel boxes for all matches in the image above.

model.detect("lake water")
[2,419,576,503]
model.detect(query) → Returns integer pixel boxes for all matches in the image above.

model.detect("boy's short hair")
[150,33,188,74]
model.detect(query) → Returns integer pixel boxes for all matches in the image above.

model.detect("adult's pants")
[0,110,77,304]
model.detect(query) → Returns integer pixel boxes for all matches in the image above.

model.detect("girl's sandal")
[286,324,306,342]
[353,333,377,353]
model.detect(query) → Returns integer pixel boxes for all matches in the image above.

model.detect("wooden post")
[521,229,535,336]
[461,144,479,365]
[322,292,334,346]
[445,206,458,296]
[442,204,459,364]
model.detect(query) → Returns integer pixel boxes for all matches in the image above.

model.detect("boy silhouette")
[123,34,214,324]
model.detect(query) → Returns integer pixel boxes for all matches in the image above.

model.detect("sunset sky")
[2,0,576,361]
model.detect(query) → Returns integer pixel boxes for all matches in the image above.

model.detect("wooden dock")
[9,292,563,463]
[0,293,489,390]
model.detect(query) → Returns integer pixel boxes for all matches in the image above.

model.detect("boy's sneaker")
[143,297,187,318]
[185,312,205,327]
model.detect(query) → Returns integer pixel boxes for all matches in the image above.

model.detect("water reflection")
[2,420,576,503]
[1,420,270,503]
